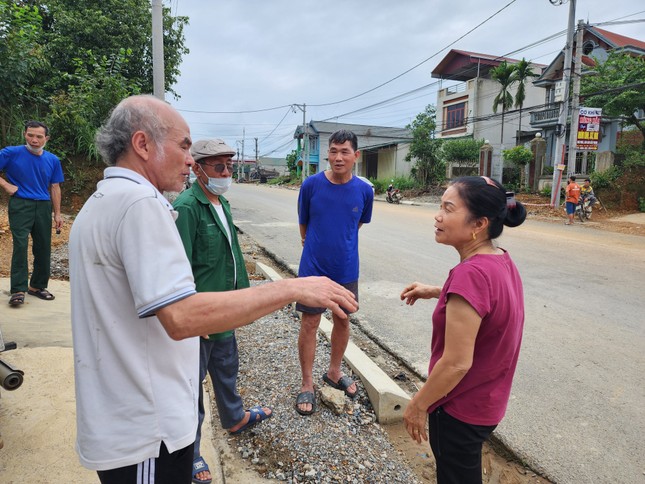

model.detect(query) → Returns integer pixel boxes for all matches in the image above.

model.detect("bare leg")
[325,312,357,396]
[297,312,322,414]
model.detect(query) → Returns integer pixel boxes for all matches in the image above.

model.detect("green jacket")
[173,182,250,340]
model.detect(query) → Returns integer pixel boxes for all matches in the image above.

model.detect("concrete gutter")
[255,262,411,424]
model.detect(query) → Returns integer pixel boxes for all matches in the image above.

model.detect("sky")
[167,0,644,159]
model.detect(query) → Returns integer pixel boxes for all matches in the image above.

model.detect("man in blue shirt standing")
[295,129,374,415]
[0,121,64,306]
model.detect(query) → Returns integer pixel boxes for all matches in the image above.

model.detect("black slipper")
[9,293,25,306]
[322,374,358,399]
[28,288,55,301]
[295,391,316,416]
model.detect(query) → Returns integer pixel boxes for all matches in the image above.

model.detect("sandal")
[27,288,55,301]
[9,292,25,306]
[323,373,358,399]
[295,391,316,416]
[229,405,273,434]
[192,456,212,484]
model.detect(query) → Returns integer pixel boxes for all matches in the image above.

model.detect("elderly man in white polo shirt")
[69,95,357,484]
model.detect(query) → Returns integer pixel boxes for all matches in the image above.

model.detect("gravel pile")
[220,283,421,483]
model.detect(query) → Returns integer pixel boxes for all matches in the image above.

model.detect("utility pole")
[151,0,165,100]
[566,20,585,176]
[293,104,308,181]
[549,0,576,208]
[239,128,245,182]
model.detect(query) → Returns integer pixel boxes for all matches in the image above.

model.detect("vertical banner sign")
[576,107,602,150]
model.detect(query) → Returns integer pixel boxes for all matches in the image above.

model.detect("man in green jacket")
[173,139,273,484]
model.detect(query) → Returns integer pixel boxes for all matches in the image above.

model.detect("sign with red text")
[576,107,602,150]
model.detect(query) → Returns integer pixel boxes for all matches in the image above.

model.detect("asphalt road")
[226,182,645,484]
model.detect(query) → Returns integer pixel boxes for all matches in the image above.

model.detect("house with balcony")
[293,121,412,180]
[529,25,645,175]
[431,50,546,179]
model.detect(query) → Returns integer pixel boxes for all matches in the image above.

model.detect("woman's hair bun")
[504,201,527,228]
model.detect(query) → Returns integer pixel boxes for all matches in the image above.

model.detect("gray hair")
[95,95,170,166]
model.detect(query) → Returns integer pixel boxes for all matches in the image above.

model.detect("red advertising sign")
[576,107,602,150]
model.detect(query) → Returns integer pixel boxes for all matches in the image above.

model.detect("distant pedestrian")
[295,129,374,415]
[0,121,64,306]
[69,95,357,484]
[400,176,526,484]
[565,175,580,225]
[173,138,273,484]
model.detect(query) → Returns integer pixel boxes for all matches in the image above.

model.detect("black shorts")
[97,442,194,484]
[296,280,358,315]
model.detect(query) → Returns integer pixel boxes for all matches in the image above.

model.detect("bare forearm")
[50,184,61,216]
[410,358,470,411]
[158,276,357,340]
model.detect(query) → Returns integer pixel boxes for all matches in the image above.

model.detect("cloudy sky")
[168,0,644,158]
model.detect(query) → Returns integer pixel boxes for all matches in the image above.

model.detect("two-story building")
[431,50,546,180]
[529,25,645,176]
[293,121,412,180]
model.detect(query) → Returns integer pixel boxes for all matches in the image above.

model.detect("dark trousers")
[8,197,52,294]
[194,334,244,461]
[429,407,497,484]
[97,442,194,484]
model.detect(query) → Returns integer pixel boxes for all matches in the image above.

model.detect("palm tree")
[512,58,539,146]
[491,61,516,146]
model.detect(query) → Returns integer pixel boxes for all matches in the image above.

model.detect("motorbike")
[575,194,594,222]
[0,325,24,450]
[386,184,403,204]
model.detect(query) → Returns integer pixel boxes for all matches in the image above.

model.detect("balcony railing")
[530,106,560,127]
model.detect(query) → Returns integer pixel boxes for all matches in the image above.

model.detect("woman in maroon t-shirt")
[400,176,527,484]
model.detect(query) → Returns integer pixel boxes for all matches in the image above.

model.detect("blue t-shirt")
[298,172,373,283]
[0,145,64,200]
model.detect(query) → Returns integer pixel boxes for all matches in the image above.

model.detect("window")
[445,102,466,130]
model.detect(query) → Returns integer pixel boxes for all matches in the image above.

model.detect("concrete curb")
[255,262,411,423]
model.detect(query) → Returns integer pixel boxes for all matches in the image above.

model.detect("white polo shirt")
[69,167,199,471]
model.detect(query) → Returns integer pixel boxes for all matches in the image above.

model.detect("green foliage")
[581,51,645,145]
[371,176,419,194]
[491,61,517,144]
[512,58,538,144]
[616,139,645,168]
[502,146,532,167]
[0,3,47,145]
[405,105,445,186]
[589,166,621,189]
[40,0,189,98]
[442,138,485,163]
[285,150,299,176]
[639,197,645,213]
[46,50,141,164]
[540,186,552,197]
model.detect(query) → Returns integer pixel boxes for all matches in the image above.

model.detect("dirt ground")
[1,193,643,483]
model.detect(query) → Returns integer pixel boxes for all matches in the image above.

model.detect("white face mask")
[25,144,44,155]
[201,169,232,196]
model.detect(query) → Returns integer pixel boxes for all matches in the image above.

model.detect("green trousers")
[8,197,53,294]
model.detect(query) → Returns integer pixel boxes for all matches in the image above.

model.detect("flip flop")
[229,405,273,434]
[191,456,212,484]
[295,391,316,416]
[27,288,55,301]
[323,374,358,399]
[9,293,25,306]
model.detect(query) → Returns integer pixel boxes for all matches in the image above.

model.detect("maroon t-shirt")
[428,250,524,426]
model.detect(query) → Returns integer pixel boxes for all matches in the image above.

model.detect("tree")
[37,0,189,99]
[512,59,538,145]
[580,51,645,148]
[405,105,444,185]
[491,61,516,146]
[285,150,299,177]
[0,3,47,145]
[502,146,532,189]
[442,138,485,163]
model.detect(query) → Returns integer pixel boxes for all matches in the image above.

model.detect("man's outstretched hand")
[296,276,358,318]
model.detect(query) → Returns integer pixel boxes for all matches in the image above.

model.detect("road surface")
[227,182,645,484]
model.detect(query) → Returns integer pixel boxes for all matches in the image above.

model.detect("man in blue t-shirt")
[295,129,374,415]
[0,121,64,306]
